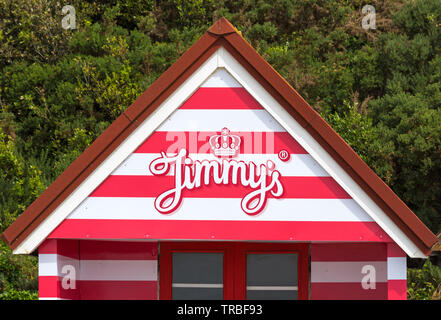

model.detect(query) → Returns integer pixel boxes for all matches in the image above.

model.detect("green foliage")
[0,130,45,232]
[0,0,440,299]
[369,93,441,230]
[408,260,441,300]
[0,0,72,65]
[0,242,38,299]
[323,101,394,181]
[0,289,38,300]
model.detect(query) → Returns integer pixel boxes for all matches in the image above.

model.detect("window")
[246,253,299,299]
[172,252,223,299]
[159,242,308,300]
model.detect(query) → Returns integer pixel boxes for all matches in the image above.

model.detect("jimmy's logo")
[149,128,283,215]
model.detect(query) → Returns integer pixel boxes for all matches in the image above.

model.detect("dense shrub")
[408,260,441,300]
[0,242,38,300]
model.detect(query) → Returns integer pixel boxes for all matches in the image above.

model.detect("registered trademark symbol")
[278,149,290,162]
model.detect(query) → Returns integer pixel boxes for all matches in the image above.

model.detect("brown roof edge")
[2,18,437,255]
[1,232,10,246]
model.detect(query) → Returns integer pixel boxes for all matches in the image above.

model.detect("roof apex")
[208,17,238,35]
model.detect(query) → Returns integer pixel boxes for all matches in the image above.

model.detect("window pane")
[246,253,298,300]
[172,252,223,300]
[247,254,298,286]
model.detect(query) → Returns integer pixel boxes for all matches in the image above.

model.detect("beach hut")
[2,18,437,300]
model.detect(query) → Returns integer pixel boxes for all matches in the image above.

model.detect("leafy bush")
[408,259,441,300]
[0,242,38,299]
[0,288,38,300]
[0,130,45,232]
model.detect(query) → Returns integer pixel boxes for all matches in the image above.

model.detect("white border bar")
[387,257,407,280]
[38,254,79,276]
[67,197,373,222]
[79,260,158,281]
[311,261,387,283]
[157,109,285,132]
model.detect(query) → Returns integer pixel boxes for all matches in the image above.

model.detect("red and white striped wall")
[386,243,407,300]
[38,239,80,300]
[48,69,390,244]
[38,239,158,300]
[310,243,406,300]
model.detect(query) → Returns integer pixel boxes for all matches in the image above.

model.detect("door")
[159,242,309,300]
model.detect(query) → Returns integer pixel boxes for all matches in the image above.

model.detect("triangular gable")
[2,18,436,257]
[50,68,382,242]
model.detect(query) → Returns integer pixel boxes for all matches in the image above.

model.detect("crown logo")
[209,128,241,157]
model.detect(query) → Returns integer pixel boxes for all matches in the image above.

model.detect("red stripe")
[49,220,391,242]
[388,280,407,300]
[387,243,406,257]
[180,87,263,109]
[38,239,58,254]
[134,131,307,154]
[90,175,350,199]
[38,276,79,299]
[38,276,59,298]
[311,282,387,300]
[79,240,157,260]
[38,239,79,260]
[311,243,387,261]
[39,277,157,300]
[79,281,157,300]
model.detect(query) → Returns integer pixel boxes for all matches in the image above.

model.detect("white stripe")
[158,109,285,132]
[39,254,58,276]
[39,255,158,281]
[38,254,79,276]
[39,297,70,300]
[311,261,387,283]
[112,153,329,177]
[79,260,157,281]
[68,197,373,222]
[172,283,223,288]
[247,286,298,291]
[201,68,242,87]
[387,257,407,280]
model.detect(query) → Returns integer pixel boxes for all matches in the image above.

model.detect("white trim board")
[67,198,373,222]
[13,47,426,258]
